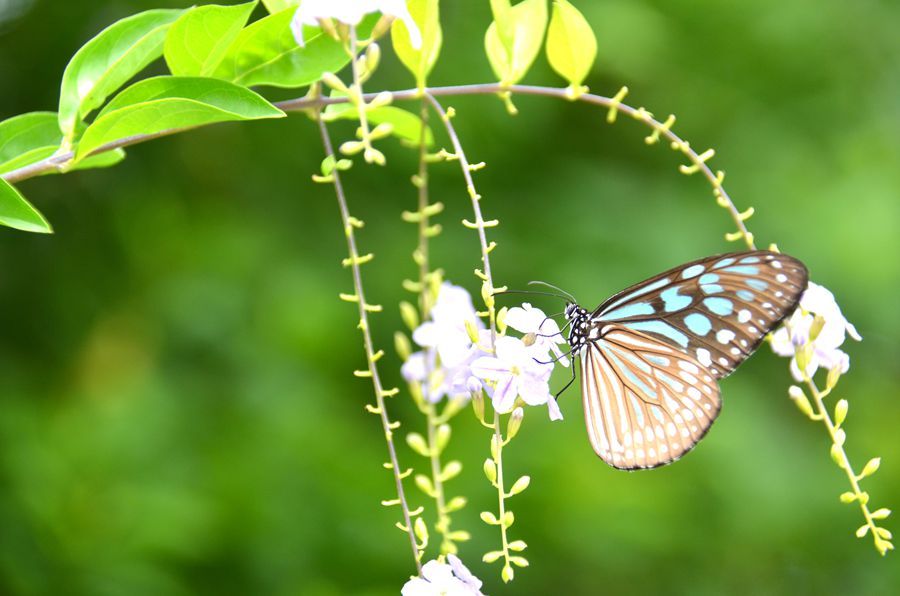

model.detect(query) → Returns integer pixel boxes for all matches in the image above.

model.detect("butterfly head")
[564,303,591,353]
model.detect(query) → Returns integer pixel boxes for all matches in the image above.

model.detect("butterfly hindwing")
[593,250,808,378]
[580,324,721,469]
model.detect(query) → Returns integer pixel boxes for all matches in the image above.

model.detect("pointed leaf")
[392,0,442,86]
[0,179,52,233]
[261,0,297,13]
[165,2,258,76]
[546,0,597,87]
[58,9,184,139]
[484,0,548,85]
[0,112,61,174]
[75,76,284,161]
[213,8,378,88]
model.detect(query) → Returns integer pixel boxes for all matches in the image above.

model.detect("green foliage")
[546,0,597,89]
[0,178,51,233]
[212,9,376,88]
[164,1,258,77]
[0,112,126,177]
[485,0,548,86]
[75,77,284,161]
[392,0,442,87]
[0,112,61,175]
[260,0,298,14]
[58,9,184,141]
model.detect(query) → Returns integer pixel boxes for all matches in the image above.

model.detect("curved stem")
[4,83,750,250]
[314,107,423,576]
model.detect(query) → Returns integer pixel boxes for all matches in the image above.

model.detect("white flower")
[403,284,487,403]
[771,282,862,380]
[471,336,556,416]
[291,0,422,48]
[413,283,484,369]
[401,556,484,595]
[505,302,570,367]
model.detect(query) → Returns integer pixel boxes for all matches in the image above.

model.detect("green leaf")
[0,178,52,234]
[485,0,548,86]
[58,9,184,140]
[75,76,285,161]
[165,2,258,77]
[490,0,514,48]
[546,0,597,87]
[0,112,126,176]
[213,8,377,89]
[325,100,434,146]
[260,0,297,13]
[72,149,127,172]
[392,0,442,87]
[0,112,61,174]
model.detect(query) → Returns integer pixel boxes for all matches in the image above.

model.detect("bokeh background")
[1,1,898,594]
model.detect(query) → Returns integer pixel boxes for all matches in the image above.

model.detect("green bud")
[507,407,524,440]
[508,540,528,552]
[440,460,462,482]
[400,301,419,330]
[834,399,848,427]
[407,432,430,457]
[394,331,412,360]
[480,511,499,525]
[508,475,531,496]
[435,423,451,454]
[860,457,881,478]
[483,458,497,484]
[483,550,503,563]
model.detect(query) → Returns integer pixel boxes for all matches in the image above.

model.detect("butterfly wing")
[593,250,808,378]
[581,324,721,469]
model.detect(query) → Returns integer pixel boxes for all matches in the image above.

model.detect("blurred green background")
[1,1,898,594]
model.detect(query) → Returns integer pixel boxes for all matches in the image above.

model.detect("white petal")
[505,303,545,333]
[412,322,439,348]
[547,396,564,421]
[495,336,530,365]
[421,560,454,583]
[401,351,427,382]
[491,374,518,413]
[471,356,511,381]
[400,577,435,596]
[519,372,551,406]
[447,554,483,591]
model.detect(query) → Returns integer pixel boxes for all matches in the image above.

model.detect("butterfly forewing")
[580,325,721,469]
[593,250,808,378]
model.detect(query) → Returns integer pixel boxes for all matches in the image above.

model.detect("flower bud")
[507,407,524,440]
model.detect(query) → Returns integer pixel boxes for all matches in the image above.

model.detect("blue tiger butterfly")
[561,250,807,470]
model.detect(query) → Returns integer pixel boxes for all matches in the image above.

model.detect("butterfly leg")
[554,360,577,402]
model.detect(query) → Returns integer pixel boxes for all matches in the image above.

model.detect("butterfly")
[561,250,808,470]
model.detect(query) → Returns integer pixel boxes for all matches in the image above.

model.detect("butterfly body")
[564,250,808,470]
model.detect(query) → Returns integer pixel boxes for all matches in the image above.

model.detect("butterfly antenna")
[527,280,577,304]
[494,289,572,302]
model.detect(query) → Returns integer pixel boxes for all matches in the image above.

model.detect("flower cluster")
[402,283,568,420]
[770,282,862,381]
[402,555,484,595]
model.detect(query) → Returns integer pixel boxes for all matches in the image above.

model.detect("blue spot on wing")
[682,264,705,279]
[701,284,724,294]
[626,320,689,348]
[723,265,760,275]
[600,302,655,321]
[661,286,692,312]
[704,297,733,316]
[684,313,712,335]
[736,289,755,301]
[747,279,768,291]
[699,273,719,284]
[714,257,736,268]
[740,256,761,264]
